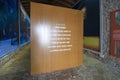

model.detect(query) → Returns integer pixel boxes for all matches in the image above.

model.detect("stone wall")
[100,0,120,57]
[99,0,120,72]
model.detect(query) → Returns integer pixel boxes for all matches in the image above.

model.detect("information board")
[110,9,120,58]
[31,2,83,75]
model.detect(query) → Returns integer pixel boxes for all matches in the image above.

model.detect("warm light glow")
[34,23,51,46]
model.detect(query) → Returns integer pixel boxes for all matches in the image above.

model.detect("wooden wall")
[31,2,83,75]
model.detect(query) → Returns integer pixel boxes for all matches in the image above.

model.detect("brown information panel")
[110,9,120,58]
[31,2,83,75]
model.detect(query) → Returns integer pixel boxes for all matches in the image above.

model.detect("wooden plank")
[31,2,83,75]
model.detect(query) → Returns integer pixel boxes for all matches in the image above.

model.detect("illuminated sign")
[48,24,72,52]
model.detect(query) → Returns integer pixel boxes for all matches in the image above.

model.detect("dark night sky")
[84,0,100,36]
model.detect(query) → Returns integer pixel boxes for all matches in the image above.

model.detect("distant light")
[34,23,51,46]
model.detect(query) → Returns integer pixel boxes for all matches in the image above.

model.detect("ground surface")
[0,44,30,77]
[0,43,120,80]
